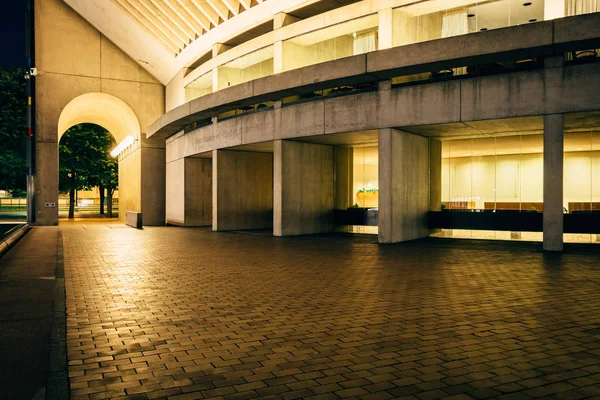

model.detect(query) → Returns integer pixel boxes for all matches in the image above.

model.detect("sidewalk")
[0,227,66,400]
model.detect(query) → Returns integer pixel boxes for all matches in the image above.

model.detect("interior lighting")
[523,2,532,6]
[468,13,475,17]
[529,18,537,22]
[110,135,135,158]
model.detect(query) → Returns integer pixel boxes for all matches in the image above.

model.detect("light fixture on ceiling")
[523,2,532,6]
[529,18,537,22]
[480,28,488,31]
[468,13,475,18]
[110,135,136,158]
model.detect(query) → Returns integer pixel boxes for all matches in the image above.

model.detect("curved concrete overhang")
[150,12,600,141]
[165,59,600,163]
[58,93,142,143]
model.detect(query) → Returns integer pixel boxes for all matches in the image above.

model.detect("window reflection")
[282,14,378,72]
[217,46,273,90]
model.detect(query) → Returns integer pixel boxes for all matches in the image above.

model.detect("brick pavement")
[61,223,600,400]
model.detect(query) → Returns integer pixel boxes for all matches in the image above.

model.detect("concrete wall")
[166,158,212,226]
[119,148,142,222]
[185,158,212,226]
[213,150,273,231]
[35,0,165,225]
[166,159,185,225]
[274,141,334,236]
[141,147,166,226]
[379,129,430,243]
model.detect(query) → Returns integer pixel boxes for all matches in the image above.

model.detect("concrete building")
[33,0,600,251]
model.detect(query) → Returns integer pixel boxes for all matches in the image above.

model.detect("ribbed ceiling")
[112,0,265,55]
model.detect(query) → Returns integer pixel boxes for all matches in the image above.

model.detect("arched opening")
[58,123,118,219]
[57,93,142,222]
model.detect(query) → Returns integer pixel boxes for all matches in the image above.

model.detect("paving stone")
[59,225,600,400]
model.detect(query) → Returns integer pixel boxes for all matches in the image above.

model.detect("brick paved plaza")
[61,223,600,400]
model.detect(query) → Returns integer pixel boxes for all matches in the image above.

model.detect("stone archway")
[57,93,142,223]
[58,93,141,143]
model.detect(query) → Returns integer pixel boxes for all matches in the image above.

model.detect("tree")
[101,153,118,218]
[0,67,27,196]
[94,132,118,218]
[59,124,112,218]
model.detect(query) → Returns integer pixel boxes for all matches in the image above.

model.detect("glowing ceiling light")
[110,135,136,158]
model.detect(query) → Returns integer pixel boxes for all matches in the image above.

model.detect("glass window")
[563,130,600,244]
[185,71,212,102]
[217,46,273,90]
[565,0,600,16]
[439,133,544,241]
[392,0,545,49]
[353,146,379,208]
[282,14,378,72]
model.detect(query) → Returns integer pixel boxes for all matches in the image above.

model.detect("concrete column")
[543,114,564,252]
[166,158,212,226]
[274,140,334,236]
[34,141,59,225]
[213,150,273,231]
[140,146,166,226]
[378,128,430,243]
[378,9,393,50]
[334,147,354,210]
[429,139,442,212]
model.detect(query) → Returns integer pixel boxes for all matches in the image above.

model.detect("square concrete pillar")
[166,158,212,226]
[378,128,430,243]
[543,114,564,252]
[141,147,166,226]
[430,139,442,212]
[274,140,334,236]
[213,150,273,231]
[334,147,354,210]
[34,141,59,225]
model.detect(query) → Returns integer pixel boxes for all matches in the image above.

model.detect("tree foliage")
[59,123,118,218]
[0,67,27,196]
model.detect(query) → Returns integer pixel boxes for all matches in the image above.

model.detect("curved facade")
[34,0,600,251]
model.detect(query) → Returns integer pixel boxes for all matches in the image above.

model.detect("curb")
[46,230,69,400]
[0,224,31,258]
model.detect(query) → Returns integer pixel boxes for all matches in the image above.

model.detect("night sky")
[1,1,28,68]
